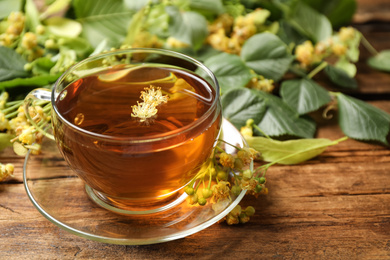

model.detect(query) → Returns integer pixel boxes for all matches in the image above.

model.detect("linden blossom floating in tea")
[131,86,169,123]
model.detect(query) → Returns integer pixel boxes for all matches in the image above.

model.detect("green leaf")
[335,57,356,77]
[277,19,309,45]
[189,0,224,17]
[25,0,41,32]
[285,1,332,43]
[367,50,390,73]
[337,93,390,145]
[201,52,253,94]
[246,136,347,165]
[31,56,56,75]
[166,6,208,50]
[0,46,29,81]
[45,17,82,38]
[0,0,22,19]
[0,74,61,90]
[73,0,134,48]
[280,78,331,115]
[124,0,153,10]
[324,65,358,89]
[253,90,316,138]
[221,88,266,129]
[56,37,93,58]
[303,0,357,29]
[40,0,71,20]
[0,133,14,151]
[241,33,293,81]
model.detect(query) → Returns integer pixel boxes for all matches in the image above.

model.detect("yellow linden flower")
[131,86,169,122]
[131,102,158,122]
[0,163,14,182]
[295,41,315,67]
[339,26,356,42]
[219,152,235,168]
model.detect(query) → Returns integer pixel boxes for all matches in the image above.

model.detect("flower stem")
[2,100,23,114]
[252,124,271,139]
[218,139,242,151]
[361,35,379,56]
[307,61,328,79]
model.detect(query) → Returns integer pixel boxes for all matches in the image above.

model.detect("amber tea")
[53,64,221,210]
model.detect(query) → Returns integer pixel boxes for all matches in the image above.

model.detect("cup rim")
[51,48,220,143]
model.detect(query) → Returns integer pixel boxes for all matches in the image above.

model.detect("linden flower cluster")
[0,163,14,182]
[131,86,169,122]
[226,204,256,225]
[183,141,267,225]
[0,92,51,158]
[0,92,50,182]
[0,12,45,62]
[295,26,358,68]
[246,74,275,92]
[0,11,25,47]
[207,9,272,55]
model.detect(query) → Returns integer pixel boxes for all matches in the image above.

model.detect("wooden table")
[1,5,390,260]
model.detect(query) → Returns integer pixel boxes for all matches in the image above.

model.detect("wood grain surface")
[1,2,390,259]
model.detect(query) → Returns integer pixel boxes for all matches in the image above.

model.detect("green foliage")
[324,65,358,89]
[303,0,357,29]
[253,90,316,138]
[246,136,347,164]
[202,52,253,94]
[221,88,266,129]
[280,78,331,115]
[24,0,40,32]
[283,0,332,43]
[241,33,293,81]
[367,50,390,73]
[0,74,61,91]
[166,6,208,50]
[337,93,390,145]
[0,46,29,81]
[0,0,22,19]
[73,0,134,48]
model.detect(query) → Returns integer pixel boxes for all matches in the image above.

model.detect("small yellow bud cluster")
[207,9,270,55]
[295,26,358,68]
[21,32,38,50]
[295,41,321,68]
[166,37,189,49]
[130,31,163,49]
[182,134,264,226]
[0,12,25,47]
[131,86,169,123]
[0,12,45,61]
[225,205,256,225]
[0,163,14,182]
[246,74,274,93]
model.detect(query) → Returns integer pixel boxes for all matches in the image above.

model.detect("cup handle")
[24,88,55,141]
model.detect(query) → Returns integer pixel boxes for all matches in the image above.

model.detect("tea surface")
[56,65,215,140]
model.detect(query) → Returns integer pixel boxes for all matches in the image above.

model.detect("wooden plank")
[355,0,390,23]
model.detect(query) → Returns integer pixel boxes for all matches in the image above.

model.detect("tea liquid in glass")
[54,65,221,202]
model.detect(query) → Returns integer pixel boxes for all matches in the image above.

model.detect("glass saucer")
[23,119,247,245]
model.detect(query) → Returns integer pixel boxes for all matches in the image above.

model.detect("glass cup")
[25,48,222,214]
